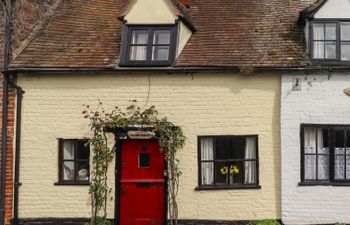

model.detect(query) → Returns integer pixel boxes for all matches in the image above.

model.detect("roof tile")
[10,0,317,69]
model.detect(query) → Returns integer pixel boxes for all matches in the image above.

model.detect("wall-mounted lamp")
[343,87,350,96]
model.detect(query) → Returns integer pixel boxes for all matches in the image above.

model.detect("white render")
[315,0,350,19]
[281,73,350,225]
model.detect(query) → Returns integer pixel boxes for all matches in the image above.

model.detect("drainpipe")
[11,78,24,225]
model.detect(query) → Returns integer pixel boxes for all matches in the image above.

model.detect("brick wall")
[16,72,281,220]
[281,73,350,225]
[0,73,15,225]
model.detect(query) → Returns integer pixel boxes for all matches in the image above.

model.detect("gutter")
[7,66,350,74]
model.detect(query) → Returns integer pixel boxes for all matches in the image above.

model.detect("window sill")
[299,181,350,186]
[195,184,261,191]
[118,63,173,68]
[54,181,89,186]
[310,60,350,66]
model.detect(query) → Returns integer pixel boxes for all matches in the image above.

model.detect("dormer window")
[120,25,177,66]
[311,21,350,62]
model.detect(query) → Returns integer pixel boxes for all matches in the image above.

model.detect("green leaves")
[247,219,281,225]
[83,102,186,225]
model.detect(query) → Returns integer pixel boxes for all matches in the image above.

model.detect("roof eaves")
[299,0,328,21]
[117,0,133,22]
[9,65,350,74]
[168,0,195,31]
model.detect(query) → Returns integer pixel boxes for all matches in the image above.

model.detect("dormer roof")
[118,0,195,31]
[300,0,328,19]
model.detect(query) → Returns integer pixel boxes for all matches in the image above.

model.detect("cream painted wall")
[17,72,281,220]
[124,0,177,24]
[315,0,350,19]
[177,22,192,57]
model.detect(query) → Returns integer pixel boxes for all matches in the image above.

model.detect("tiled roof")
[10,0,317,69]
[1,0,62,71]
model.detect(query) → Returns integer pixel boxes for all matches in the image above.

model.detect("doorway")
[116,139,166,225]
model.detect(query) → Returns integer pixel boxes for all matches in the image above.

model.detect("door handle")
[121,160,126,168]
[121,189,127,195]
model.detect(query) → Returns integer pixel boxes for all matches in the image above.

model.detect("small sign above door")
[128,131,156,139]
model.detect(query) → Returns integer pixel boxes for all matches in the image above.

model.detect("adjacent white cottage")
[282,0,350,224]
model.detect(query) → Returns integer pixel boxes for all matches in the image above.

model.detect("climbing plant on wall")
[83,101,186,225]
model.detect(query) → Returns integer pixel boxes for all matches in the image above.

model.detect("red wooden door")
[119,139,165,225]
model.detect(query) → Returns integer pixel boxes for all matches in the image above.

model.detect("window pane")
[153,30,171,45]
[244,161,257,184]
[318,155,329,180]
[321,128,329,148]
[230,137,245,159]
[215,162,229,184]
[201,138,214,160]
[152,46,170,61]
[347,156,350,179]
[313,42,324,59]
[304,127,316,153]
[139,153,150,168]
[335,129,345,149]
[77,162,89,181]
[341,22,350,41]
[215,136,245,160]
[63,140,75,160]
[77,141,89,160]
[335,155,345,180]
[313,23,324,40]
[215,137,230,160]
[341,42,350,61]
[325,41,336,59]
[245,137,256,159]
[325,23,336,40]
[131,30,149,44]
[130,46,147,61]
[305,155,316,180]
[318,128,329,154]
[335,147,345,155]
[201,162,214,185]
[63,161,75,180]
[346,130,350,148]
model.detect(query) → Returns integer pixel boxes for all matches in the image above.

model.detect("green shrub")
[247,219,281,225]
[335,222,345,225]
[84,217,111,225]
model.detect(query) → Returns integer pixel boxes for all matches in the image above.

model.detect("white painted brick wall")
[281,73,350,225]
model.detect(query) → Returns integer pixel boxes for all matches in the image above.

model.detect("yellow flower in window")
[220,166,228,175]
[229,165,239,175]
